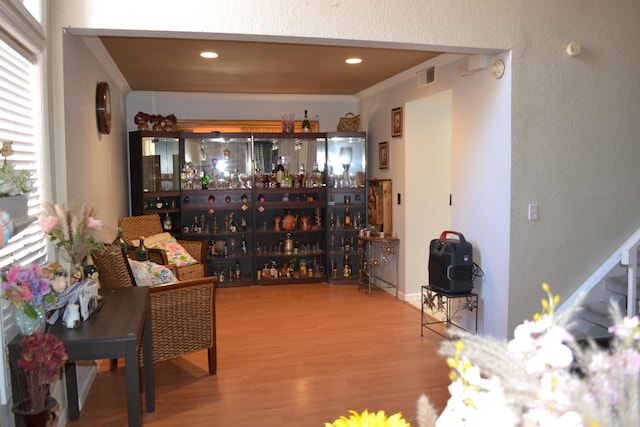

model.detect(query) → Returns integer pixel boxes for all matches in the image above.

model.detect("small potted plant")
[11,332,68,425]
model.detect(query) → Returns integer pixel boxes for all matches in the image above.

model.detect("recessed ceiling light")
[345,57,362,65]
[200,51,219,59]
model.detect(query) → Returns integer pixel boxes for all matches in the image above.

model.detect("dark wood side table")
[9,287,155,427]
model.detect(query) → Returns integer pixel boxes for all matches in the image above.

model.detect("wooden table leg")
[142,304,155,412]
[124,342,142,426]
[65,361,80,421]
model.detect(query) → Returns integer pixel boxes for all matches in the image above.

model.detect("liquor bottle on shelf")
[344,236,351,252]
[234,262,242,280]
[302,110,311,132]
[135,237,149,261]
[240,234,248,255]
[201,172,210,190]
[283,167,293,188]
[343,254,352,278]
[275,157,285,186]
[344,207,352,229]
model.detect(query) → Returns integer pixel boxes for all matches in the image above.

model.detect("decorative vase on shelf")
[12,396,57,427]
[14,304,45,336]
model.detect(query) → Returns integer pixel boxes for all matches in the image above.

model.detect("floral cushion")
[128,258,177,286]
[132,232,198,267]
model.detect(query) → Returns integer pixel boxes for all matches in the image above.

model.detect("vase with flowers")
[40,202,104,284]
[150,114,165,131]
[134,111,150,130]
[415,283,640,427]
[163,113,178,131]
[1,264,66,335]
[11,332,67,427]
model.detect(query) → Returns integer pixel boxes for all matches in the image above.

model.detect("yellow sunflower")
[325,409,411,427]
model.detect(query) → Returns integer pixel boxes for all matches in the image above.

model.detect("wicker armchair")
[91,244,217,375]
[118,214,206,280]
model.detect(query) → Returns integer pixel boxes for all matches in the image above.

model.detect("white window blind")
[0,36,46,409]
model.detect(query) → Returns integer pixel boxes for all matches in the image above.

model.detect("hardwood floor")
[66,283,450,426]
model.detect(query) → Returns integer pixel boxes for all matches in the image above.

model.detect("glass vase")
[15,304,46,336]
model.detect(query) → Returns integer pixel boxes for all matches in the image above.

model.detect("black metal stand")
[421,285,478,337]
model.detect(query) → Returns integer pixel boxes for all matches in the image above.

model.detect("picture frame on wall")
[391,107,403,137]
[379,141,389,169]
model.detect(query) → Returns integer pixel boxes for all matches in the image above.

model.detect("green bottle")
[135,237,150,261]
[302,110,311,133]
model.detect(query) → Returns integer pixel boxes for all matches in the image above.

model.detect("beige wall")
[52,0,640,337]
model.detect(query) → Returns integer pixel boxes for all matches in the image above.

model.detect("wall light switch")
[528,204,538,221]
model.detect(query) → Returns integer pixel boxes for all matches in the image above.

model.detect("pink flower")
[18,284,33,301]
[87,217,102,230]
[51,276,67,293]
[40,215,59,233]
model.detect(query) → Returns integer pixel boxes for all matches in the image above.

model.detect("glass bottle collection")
[135,130,367,285]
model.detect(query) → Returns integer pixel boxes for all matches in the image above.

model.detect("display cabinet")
[180,133,254,285]
[252,134,327,284]
[326,132,366,283]
[128,130,366,287]
[129,131,182,234]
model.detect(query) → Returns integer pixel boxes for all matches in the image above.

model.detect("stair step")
[605,275,640,299]
[568,319,611,341]
[577,301,615,329]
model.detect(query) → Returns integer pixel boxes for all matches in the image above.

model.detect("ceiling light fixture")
[200,51,219,59]
[345,57,362,65]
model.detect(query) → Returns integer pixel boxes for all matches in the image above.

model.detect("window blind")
[0,35,46,407]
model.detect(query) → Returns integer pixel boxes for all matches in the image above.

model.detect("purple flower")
[14,267,37,284]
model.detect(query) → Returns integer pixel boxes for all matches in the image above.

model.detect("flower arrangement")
[1,263,65,319]
[40,202,104,268]
[326,409,411,427]
[416,283,640,427]
[164,114,177,125]
[0,141,33,197]
[150,114,165,131]
[13,332,68,411]
[134,111,150,125]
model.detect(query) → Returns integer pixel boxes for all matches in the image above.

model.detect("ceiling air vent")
[417,66,436,88]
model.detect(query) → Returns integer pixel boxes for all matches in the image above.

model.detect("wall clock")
[95,82,111,134]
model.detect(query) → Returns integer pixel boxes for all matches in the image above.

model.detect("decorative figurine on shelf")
[274,215,282,232]
[300,214,311,231]
[282,210,298,231]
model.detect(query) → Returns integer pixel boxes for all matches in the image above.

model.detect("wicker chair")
[118,214,207,280]
[91,244,217,375]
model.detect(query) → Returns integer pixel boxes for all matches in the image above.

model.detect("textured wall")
[53,0,640,337]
